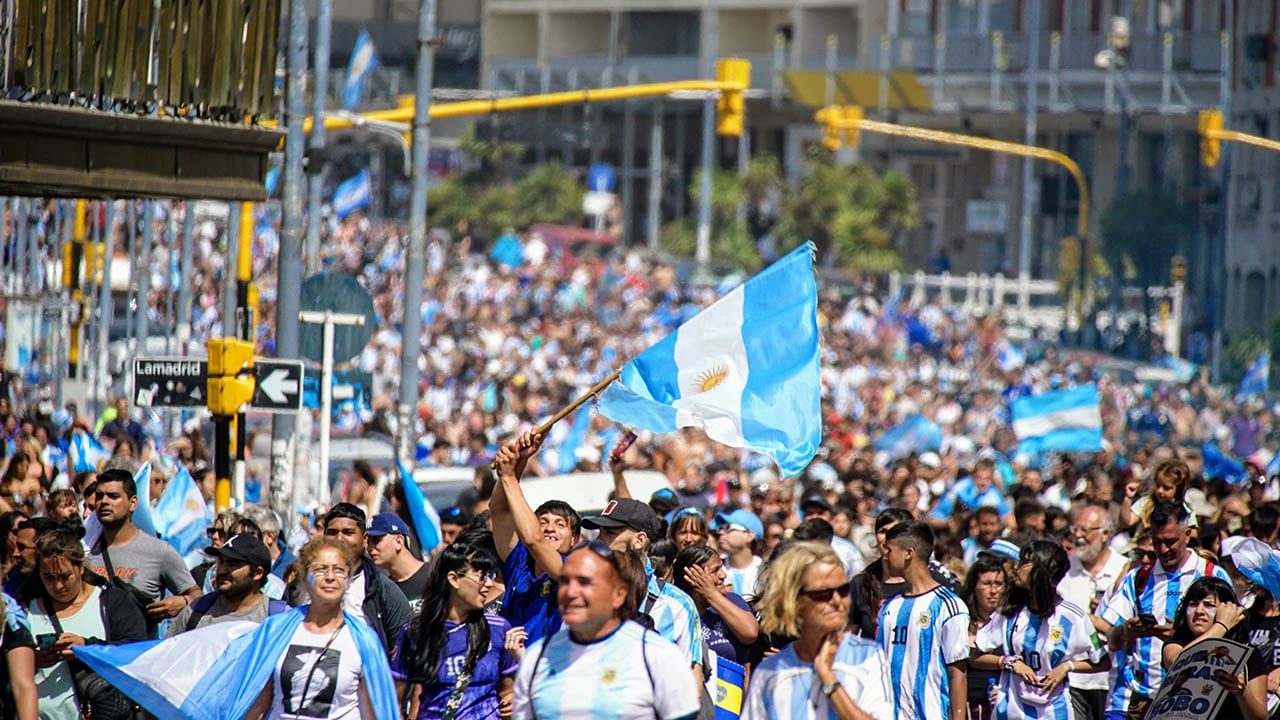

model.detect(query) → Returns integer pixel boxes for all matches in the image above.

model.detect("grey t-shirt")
[87,531,197,602]
[165,593,273,637]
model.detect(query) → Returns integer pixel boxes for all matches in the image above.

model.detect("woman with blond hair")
[744,542,892,720]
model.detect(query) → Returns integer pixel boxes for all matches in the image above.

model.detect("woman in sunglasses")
[745,542,892,720]
[391,538,518,720]
[971,541,1109,720]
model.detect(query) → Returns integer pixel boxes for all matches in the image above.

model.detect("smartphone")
[35,633,56,650]
[609,431,637,465]
[1136,613,1158,626]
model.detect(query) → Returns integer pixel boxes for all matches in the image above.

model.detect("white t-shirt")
[270,625,364,720]
[723,555,763,601]
[1056,550,1128,690]
[512,620,699,720]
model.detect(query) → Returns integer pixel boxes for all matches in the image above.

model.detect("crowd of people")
[0,206,1279,719]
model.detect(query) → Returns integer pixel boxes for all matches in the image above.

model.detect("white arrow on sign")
[258,369,299,403]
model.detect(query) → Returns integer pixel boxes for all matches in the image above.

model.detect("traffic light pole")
[235,205,254,507]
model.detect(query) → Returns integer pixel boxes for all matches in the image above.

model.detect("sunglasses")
[1128,549,1157,562]
[799,582,852,603]
[206,527,230,539]
[573,540,616,559]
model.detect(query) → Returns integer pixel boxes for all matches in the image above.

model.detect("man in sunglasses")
[1095,501,1231,720]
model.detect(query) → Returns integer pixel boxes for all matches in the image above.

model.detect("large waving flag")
[342,29,380,110]
[873,415,943,460]
[332,169,372,219]
[1236,352,1270,402]
[74,609,400,720]
[1202,442,1248,484]
[598,243,821,476]
[69,430,110,473]
[1010,384,1103,456]
[398,460,442,553]
[152,463,213,566]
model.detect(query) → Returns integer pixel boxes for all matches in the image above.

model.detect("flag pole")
[536,369,622,435]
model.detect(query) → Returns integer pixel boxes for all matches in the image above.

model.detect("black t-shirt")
[1248,614,1280,672]
[0,613,34,720]
[1214,644,1269,720]
[396,563,431,615]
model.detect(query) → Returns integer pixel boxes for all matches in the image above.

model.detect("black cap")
[207,533,272,571]
[583,498,661,539]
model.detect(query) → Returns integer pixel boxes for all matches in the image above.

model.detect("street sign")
[252,359,305,412]
[302,367,374,413]
[132,358,208,408]
[298,273,376,364]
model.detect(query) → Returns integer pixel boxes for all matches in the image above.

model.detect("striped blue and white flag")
[70,431,110,473]
[332,169,371,219]
[152,463,213,566]
[873,415,942,460]
[1202,442,1248,484]
[1010,384,1103,456]
[397,460,442,553]
[1236,351,1269,402]
[73,609,400,720]
[598,243,821,476]
[342,29,379,110]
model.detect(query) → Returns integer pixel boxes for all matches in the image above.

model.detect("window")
[625,12,700,56]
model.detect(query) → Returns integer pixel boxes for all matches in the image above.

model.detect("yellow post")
[66,200,87,376]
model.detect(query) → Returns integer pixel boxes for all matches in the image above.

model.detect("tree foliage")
[660,148,921,272]
[426,129,582,237]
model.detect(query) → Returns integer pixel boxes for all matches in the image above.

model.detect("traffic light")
[840,105,863,149]
[206,338,254,416]
[1171,255,1188,283]
[715,58,750,137]
[1200,109,1224,168]
[816,106,864,151]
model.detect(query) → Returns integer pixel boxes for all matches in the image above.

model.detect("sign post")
[299,310,366,507]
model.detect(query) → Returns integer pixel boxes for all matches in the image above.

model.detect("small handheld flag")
[342,29,380,110]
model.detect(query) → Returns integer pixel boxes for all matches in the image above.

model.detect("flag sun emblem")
[693,365,730,394]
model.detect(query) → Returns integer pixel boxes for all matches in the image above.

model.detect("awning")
[782,70,931,111]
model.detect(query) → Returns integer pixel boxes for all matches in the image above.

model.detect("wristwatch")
[822,680,841,697]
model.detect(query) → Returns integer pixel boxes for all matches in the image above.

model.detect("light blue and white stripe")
[1010,384,1102,456]
[598,243,821,477]
[342,29,379,110]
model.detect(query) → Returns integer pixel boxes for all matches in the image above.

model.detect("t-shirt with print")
[395,564,431,616]
[165,593,274,638]
[702,593,753,666]
[500,542,561,644]
[391,614,519,720]
[271,624,364,720]
[86,531,197,602]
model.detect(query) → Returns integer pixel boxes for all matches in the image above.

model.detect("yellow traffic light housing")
[207,338,255,377]
[715,58,750,137]
[816,106,863,151]
[840,106,863,149]
[1200,109,1224,168]
[208,376,256,416]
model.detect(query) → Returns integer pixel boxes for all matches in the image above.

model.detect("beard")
[1074,537,1105,564]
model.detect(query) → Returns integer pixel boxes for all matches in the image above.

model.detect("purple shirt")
[702,592,754,665]
[391,614,519,720]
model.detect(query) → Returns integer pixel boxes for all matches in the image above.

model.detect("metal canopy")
[0,102,283,200]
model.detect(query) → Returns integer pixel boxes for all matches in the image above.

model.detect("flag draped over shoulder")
[398,460,442,553]
[597,243,822,477]
[1010,384,1103,456]
[73,608,399,720]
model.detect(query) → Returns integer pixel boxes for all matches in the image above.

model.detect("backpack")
[185,593,288,632]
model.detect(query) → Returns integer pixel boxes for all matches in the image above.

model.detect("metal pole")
[621,67,638,245]
[1211,18,1233,384]
[647,105,664,251]
[305,0,332,275]
[1018,0,1040,279]
[224,204,241,337]
[694,0,718,268]
[319,317,334,506]
[14,199,27,295]
[136,201,153,347]
[273,0,310,496]
[125,203,137,345]
[396,0,436,467]
[96,202,116,417]
[176,205,194,356]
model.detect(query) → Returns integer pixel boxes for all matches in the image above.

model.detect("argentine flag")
[1222,536,1280,599]
[342,29,380,110]
[152,463,213,566]
[69,430,110,473]
[1236,351,1269,402]
[73,609,400,720]
[1010,384,1103,456]
[398,460,443,553]
[332,169,372,219]
[597,243,821,476]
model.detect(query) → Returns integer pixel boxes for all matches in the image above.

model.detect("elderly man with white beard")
[1057,504,1129,720]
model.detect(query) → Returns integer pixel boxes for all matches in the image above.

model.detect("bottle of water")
[987,677,998,707]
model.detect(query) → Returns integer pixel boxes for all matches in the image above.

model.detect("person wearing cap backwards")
[584,496,706,691]
[366,512,430,614]
[801,495,865,577]
[714,508,764,601]
[166,533,288,636]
